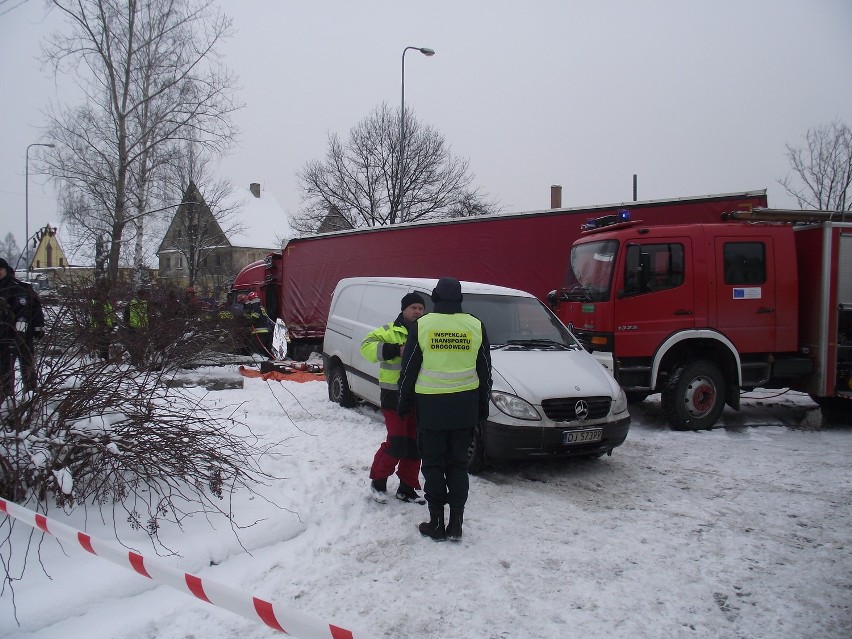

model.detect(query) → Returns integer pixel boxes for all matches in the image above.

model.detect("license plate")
[563,429,603,444]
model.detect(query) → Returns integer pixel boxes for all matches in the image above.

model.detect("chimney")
[250,182,261,198]
[550,184,562,209]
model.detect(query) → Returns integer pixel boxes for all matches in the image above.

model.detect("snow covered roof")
[224,183,292,251]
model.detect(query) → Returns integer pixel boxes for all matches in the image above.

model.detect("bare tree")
[293,103,496,234]
[0,234,21,269]
[40,0,241,283]
[779,119,852,211]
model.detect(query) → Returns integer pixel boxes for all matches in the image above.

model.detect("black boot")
[446,507,464,542]
[396,481,425,504]
[370,478,388,503]
[418,506,447,541]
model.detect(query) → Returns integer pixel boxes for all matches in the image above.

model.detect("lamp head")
[419,47,435,56]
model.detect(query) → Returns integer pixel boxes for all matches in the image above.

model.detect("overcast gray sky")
[2,0,851,264]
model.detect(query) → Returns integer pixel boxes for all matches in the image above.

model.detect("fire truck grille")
[541,396,612,422]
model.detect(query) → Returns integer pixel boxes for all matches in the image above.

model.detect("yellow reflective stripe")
[416,377,477,390]
[419,366,475,380]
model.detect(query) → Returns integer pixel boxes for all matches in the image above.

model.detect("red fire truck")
[551,209,852,429]
[230,190,767,358]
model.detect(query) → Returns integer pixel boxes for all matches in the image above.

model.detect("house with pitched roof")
[157,182,289,299]
[27,223,68,270]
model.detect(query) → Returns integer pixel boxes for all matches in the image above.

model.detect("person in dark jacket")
[361,292,426,503]
[398,277,492,542]
[0,257,45,396]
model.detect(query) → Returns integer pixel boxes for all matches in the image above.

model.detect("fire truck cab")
[553,212,852,429]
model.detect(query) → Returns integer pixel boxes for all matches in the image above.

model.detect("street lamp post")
[25,142,55,282]
[399,46,435,220]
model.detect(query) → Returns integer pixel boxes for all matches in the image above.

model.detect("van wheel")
[328,366,356,408]
[662,360,725,430]
[467,421,487,474]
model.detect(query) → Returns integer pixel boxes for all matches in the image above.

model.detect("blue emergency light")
[581,209,632,230]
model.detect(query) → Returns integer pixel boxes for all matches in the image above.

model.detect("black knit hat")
[0,257,11,272]
[400,291,426,311]
[431,277,462,303]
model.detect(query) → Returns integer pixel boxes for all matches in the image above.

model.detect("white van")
[322,277,630,472]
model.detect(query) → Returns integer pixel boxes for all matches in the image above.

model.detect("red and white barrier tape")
[1,498,373,639]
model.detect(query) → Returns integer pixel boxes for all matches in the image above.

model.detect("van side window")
[624,243,684,295]
[332,284,365,319]
[723,242,765,285]
[357,285,409,327]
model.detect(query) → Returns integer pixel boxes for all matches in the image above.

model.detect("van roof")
[335,276,535,299]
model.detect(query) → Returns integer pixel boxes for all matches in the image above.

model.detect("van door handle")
[757,307,775,314]
[673,309,693,316]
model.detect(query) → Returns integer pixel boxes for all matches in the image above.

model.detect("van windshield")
[461,294,580,350]
[563,239,619,302]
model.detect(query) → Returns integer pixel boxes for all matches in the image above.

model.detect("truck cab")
[553,220,811,430]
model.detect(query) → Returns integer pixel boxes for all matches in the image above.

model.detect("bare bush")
[1,278,275,604]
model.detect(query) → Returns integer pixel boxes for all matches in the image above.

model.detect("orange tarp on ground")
[238,365,325,383]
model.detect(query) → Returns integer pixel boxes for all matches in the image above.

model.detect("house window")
[163,256,171,270]
[177,257,184,270]
[216,254,221,267]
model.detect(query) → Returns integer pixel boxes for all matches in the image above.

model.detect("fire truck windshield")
[565,239,618,302]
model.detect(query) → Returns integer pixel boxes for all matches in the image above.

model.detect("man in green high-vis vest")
[398,278,492,542]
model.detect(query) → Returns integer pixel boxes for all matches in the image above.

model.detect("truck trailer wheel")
[662,360,725,430]
[328,365,356,408]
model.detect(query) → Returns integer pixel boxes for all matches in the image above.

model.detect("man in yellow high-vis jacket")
[361,292,426,504]
[398,278,491,542]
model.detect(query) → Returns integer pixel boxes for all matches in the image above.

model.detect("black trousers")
[0,341,14,399]
[417,427,473,509]
[16,336,37,392]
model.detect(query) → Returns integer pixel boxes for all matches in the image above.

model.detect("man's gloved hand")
[33,326,44,340]
[382,343,402,360]
[15,319,27,334]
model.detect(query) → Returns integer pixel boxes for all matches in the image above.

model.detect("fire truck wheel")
[467,421,487,474]
[328,365,356,408]
[662,360,725,431]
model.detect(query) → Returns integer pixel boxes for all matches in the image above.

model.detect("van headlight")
[491,391,541,420]
[611,388,628,415]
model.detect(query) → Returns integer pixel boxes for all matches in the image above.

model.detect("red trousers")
[370,409,421,489]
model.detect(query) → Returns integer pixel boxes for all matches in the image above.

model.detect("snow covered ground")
[2,370,850,639]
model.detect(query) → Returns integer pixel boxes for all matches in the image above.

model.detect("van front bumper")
[482,415,630,460]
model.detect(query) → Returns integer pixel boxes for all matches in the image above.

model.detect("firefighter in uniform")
[361,292,426,503]
[398,277,492,542]
[243,292,273,357]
